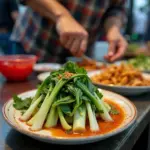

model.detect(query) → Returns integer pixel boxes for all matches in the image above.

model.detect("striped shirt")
[11,0,126,63]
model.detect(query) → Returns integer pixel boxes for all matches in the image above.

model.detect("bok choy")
[13,61,114,133]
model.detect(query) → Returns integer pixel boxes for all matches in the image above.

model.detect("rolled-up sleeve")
[102,0,126,24]
[8,0,19,12]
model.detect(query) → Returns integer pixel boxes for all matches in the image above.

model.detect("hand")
[56,15,88,57]
[104,26,128,62]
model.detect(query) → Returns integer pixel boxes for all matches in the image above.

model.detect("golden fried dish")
[77,59,106,71]
[91,63,150,86]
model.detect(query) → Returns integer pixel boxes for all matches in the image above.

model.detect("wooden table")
[0,74,150,150]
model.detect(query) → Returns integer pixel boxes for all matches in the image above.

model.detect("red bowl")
[0,55,37,81]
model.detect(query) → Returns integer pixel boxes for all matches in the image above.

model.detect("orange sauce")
[45,99,125,138]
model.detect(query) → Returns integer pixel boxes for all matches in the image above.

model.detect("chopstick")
[82,55,95,63]
[81,55,105,66]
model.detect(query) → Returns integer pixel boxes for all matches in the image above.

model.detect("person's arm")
[26,0,70,23]
[103,0,127,32]
[102,0,128,62]
[19,0,88,57]
[8,0,19,21]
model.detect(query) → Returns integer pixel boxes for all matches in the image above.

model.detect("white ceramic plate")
[3,89,137,145]
[37,72,50,82]
[88,70,150,96]
[34,63,61,72]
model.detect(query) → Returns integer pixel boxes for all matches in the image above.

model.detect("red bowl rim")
[0,55,37,63]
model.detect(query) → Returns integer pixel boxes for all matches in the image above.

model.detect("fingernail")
[108,52,113,56]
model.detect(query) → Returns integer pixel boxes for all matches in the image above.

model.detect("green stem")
[73,104,86,133]
[31,74,85,131]
[20,95,43,121]
[32,76,50,103]
[31,79,67,131]
[76,81,102,112]
[86,102,99,132]
[45,106,58,128]
[76,81,113,122]
[57,106,72,130]
[52,96,74,107]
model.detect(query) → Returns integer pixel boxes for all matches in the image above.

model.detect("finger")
[60,34,69,46]
[77,38,87,57]
[70,39,81,56]
[65,38,74,49]
[104,41,116,60]
[110,45,126,62]
[108,41,116,56]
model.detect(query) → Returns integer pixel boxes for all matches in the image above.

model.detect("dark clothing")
[0,0,18,31]
[145,10,150,41]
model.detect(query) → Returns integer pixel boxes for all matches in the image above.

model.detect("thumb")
[108,41,116,57]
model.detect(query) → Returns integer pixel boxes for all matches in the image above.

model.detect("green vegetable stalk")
[94,93,113,122]
[73,104,86,133]
[31,78,67,131]
[20,95,43,121]
[27,114,36,126]
[45,106,58,128]
[32,76,50,103]
[76,81,113,122]
[57,106,72,130]
[86,102,99,132]
[31,74,86,131]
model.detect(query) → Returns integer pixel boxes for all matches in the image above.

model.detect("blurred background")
[0,0,150,61]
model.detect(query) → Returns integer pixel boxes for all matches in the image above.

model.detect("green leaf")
[60,105,72,116]
[63,61,87,74]
[87,79,97,93]
[95,89,103,99]
[51,69,64,77]
[66,84,83,116]
[82,95,91,103]
[13,95,32,110]
[32,76,51,103]
[110,109,119,115]
[41,86,49,95]
[110,104,120,115]
[75,67,87,74]
[52,96,75,107]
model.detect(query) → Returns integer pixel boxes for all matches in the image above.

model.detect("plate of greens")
[127,55,150,73]
[2,62,137,144]
[115,55,150,73]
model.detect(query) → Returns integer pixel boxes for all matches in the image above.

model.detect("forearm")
[26,0,71,23]
[104,16,122,33]
[103,0,126,33]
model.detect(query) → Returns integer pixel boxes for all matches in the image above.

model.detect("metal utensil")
[82,55,95,63]
[81,55,106,66]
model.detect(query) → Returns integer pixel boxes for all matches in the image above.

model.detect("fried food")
[91,63,150,86]
[77,59,106,71]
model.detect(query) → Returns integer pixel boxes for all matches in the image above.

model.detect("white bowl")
[88,70,150,96]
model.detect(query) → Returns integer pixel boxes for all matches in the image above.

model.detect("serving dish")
[88,70,150,95]
[3,89,137,144]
